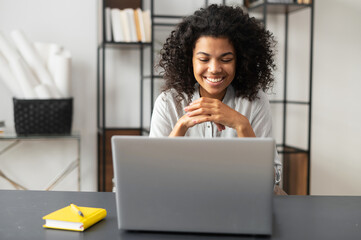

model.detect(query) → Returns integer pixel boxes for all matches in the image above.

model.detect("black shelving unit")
[97,0,153,191]
[247,0,314,195]
[98,0,310,192]
[97,0,227,191]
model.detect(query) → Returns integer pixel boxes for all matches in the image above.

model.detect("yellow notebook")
[43,204,107,231]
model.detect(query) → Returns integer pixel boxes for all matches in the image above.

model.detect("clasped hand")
[172,97,255,137]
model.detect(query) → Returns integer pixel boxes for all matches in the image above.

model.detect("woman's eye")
[198,58,209,62]
[221,58,233,63]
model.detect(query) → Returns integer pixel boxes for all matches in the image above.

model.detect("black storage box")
[13,98,73,135]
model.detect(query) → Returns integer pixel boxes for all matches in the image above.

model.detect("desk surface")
[0,190,360,240]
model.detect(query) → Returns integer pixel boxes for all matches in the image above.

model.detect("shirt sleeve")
[251,92,282,185]
[149,93,173,137]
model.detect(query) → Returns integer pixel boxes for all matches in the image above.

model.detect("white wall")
[0,0,360,195]
[0,0,97,191]
[310,0,361,195]
[266,0,361,195]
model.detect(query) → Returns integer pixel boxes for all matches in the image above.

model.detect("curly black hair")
[158,4,276,103]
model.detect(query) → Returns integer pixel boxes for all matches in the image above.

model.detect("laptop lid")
[111,136,274,235]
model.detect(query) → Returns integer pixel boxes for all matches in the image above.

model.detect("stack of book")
[105,7,151,43]
[296,0,312,3]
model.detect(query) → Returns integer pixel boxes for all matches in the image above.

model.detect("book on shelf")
[120,9,131,42]
[297,0,312,4]
[43,204,107,231]
[105,7,112,42]
[106,8,151,43]
[134,8,146,42]
[124,8,138,42]
[110,8,124,42]
[142,10,152,43]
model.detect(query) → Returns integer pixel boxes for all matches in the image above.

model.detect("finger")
[191,115,211,125]
[191,116,226,131]
[186,107,214,117]
[189,97,216,106]
[184,114,210,127]
[216,123,225,131]
[215,123,225,131]
[184,102,214,112]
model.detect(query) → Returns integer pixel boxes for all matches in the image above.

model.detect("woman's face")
[192,36,236,100]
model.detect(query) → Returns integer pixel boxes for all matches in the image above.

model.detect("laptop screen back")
[112,136,274,235]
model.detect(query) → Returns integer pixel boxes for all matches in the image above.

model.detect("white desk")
[0,132,81,191]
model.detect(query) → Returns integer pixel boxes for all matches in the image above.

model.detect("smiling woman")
[150,4,282,185]
[192,36,236,100]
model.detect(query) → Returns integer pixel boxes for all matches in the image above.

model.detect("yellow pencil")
[70,204,84,217]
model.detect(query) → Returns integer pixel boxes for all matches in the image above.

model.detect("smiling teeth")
[206,77,223,83]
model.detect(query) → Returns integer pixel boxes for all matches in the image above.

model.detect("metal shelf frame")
[247,0,315,194]
[97,0,151,191]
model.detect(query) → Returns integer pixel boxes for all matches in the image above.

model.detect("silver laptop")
[111,136,275,235]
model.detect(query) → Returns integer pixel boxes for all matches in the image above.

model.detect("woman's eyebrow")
[196,52,234,57]
[196,52,210,56]
[220,52,234,57]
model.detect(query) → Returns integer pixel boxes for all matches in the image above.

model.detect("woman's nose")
[208,60,221,73]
